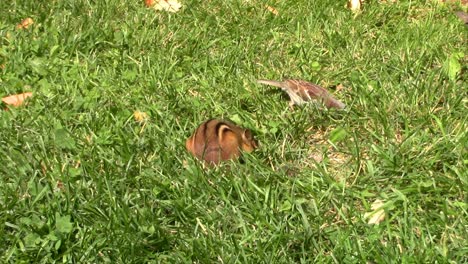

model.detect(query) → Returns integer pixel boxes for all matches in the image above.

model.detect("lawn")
[0,0,467,262]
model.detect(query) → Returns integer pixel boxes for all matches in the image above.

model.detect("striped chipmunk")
[186,119,258,165]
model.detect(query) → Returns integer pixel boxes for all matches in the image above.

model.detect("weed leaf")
[443,52,463,81]
[54,129,76,150]
[55,214,73,234]
[24,233,41,248]
[329,127,347,143]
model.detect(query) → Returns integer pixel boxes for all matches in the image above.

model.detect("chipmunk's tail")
[257,79,284,88]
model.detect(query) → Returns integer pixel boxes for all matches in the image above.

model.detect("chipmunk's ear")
[216,123,232,142]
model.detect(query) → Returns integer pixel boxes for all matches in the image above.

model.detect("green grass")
[1,0,467,262]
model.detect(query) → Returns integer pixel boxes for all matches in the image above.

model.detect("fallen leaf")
[56,180,65,191]
[348,0,362,11]
[41,162,47,175]
[311,153,323,162]
[364,199,386,225]
[16,18,34,30]
[265,5,279,15]
[335,84,345,92]
[145,0,155,7]
[134,110,149,123]
[443,52,464,81]
[154,0,182,12]
[85,134,93,144]
[2,92,33,107]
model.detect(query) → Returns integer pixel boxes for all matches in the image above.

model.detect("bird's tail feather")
[257,79,284,88]
[324,96,346,109]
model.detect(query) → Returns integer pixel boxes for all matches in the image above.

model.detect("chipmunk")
[257,79,346,109]
[186,119,258,165]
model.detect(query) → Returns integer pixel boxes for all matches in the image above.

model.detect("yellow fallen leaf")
[335,83,345,92]
[348,0,362,11]
[16,18,34,29]
[133,110,149,123]
[364,199,386,225]
[265,5,279,15]
[2,92,33,107]
[154,0,182,13]
[85,134,93,144]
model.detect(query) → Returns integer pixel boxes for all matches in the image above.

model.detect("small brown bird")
[257,79,346,109]
[186,119,258,165]
[455,11,468,27]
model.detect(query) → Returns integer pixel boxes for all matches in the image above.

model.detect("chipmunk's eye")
[243,130,253,140]
[242,130,258,149]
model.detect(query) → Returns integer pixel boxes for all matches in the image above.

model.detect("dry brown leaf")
[348,0,362,11]
[56,180,65,191]
[16,18,34,30]
[335,83,345,92]
[265,5,279,15]
[2,92,33,107]
[364,199,386,225]
[310,153,323,162]
[154,0,182,12]
[133,110,149,123]
[40,161,48,175]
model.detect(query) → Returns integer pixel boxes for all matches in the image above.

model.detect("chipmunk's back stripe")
[199,119,216,160]
[199,119,212,140]
[214,120,224,133]
[215,121,232,142]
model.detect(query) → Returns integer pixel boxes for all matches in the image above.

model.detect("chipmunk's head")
[240,128,258,152]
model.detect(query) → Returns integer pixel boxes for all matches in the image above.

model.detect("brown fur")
[186,119,258,165]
